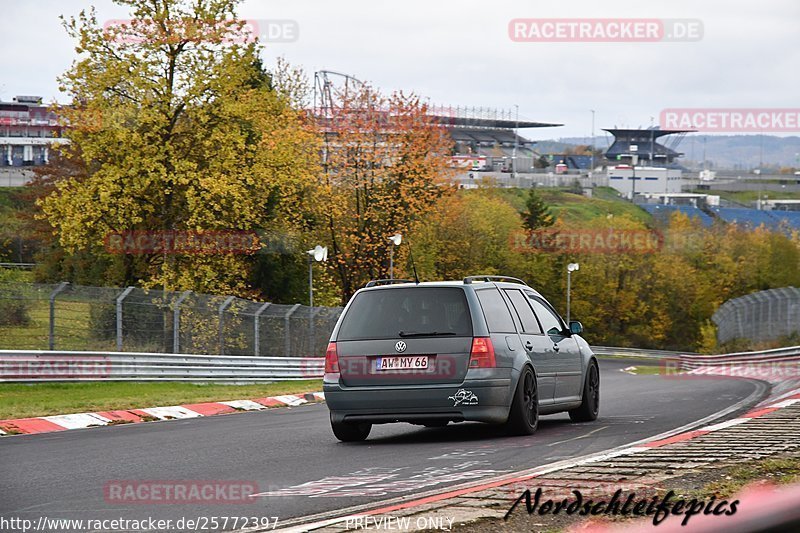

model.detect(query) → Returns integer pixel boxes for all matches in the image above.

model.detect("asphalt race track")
[0,359,762,531]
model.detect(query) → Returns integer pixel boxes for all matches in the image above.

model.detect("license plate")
[376,356,429,371]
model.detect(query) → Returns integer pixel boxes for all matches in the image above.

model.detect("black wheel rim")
[588,365,599,414]
[523,372,538,427]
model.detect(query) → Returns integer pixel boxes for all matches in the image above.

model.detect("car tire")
[330,414,372,442]
[505,366,538,436]
[569,361,599,422]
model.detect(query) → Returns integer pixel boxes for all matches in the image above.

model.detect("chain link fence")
[712,287,800,345]
[0,282,343,357]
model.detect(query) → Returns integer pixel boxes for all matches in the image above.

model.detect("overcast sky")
[2,0,798,139]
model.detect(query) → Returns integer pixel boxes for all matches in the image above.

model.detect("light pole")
[306,245,328,308]
[566,263,580,324]
[629,144,639,201]
[590,110,595,178]
[512,104,519,179]
[307,245,328,355]
[388,233,402,279]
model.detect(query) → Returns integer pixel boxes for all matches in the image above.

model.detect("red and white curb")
[0,392,324,436]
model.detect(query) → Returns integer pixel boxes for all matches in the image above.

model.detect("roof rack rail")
[463,275,528,286]
[365,279,416,288]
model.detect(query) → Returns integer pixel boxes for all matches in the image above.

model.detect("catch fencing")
[712,287,800,345]
[0,282,343,358]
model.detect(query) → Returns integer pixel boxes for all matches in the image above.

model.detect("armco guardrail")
[590,346,693,359]
[0,350,324,383]
[676,345,800,370]
[2,345,798,383]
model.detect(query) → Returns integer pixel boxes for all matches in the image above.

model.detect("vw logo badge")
[395,341,407,353]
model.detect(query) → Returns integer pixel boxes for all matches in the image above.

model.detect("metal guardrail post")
[48,282,69,350]
[253,302,271,357]
[115,286,135,351]
[218,295,236,355]
[172,290,192,354]
[285,304,301,357]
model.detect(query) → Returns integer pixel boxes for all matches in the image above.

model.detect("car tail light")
[469,337,496,368]
[325,342,340,373]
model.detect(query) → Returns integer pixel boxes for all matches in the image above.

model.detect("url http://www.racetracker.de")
[0,515,280,532]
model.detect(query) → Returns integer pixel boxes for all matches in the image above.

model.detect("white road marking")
[769,398,800,409]
[547,426,609,446]
[702,418,749,431]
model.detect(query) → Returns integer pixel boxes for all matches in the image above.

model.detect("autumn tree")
[38,0,319,296]
[317,84,454,302]
[411,189,526,281]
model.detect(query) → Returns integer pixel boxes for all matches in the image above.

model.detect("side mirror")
[569,321,583,335]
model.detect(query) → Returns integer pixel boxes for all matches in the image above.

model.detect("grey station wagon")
[323,276,599,441]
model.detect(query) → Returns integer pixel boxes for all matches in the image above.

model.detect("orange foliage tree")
[316,85,454,302]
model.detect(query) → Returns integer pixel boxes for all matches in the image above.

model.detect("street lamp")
[306,245,328,355]
[306,245,328,308]
[566,263,580,324]
[388,233,402,279]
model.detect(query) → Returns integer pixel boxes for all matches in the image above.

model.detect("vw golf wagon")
[323,276,599,441]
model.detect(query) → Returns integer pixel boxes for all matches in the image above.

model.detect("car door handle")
[525,341,533,351]
[553,344,560,352]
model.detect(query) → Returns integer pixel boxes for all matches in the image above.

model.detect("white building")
[606,165,683,198]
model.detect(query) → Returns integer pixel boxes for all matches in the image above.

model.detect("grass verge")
[0,380,322,419]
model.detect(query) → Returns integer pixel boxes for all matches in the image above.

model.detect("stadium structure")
[604,127,695,197]
[426,104,561,172]
[604,127,694,168]
[312,70,562,174]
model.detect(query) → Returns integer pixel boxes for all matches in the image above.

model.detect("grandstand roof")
[430,115,561,129]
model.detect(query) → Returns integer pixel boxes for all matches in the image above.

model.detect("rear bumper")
[324,378,512,425]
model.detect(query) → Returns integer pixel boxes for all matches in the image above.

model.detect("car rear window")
[337,287,472,341]
[475,288,516,333]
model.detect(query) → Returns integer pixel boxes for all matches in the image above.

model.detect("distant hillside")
[534,134,800,170]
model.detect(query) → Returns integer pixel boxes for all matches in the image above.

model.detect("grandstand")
[640,204,714,227]
[427,105,562,172]
[712,208,800,231]
[640,204,800,231]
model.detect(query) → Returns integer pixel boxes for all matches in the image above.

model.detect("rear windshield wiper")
[398,331,457,337]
